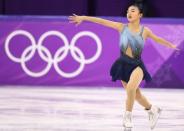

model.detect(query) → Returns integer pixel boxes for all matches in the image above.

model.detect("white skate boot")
[123,111,133,131]
[145,105,162,130]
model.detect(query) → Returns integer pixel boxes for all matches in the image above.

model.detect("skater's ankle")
[126,109,132,112]
[145,104,152,110]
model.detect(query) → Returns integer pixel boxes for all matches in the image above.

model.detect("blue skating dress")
[110,24,152,83]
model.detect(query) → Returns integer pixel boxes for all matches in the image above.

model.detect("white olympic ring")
[4,30,102,78]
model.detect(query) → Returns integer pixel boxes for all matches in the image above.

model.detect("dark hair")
[130,3,144,15]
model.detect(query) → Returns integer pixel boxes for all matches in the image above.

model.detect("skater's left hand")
[170,44,180,51]
[68,14,84,26]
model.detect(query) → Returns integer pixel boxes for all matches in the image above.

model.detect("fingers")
[68,18,80,26]
[68,18,74,23]
[174,45,180,51]
[68,14,81,26]
[69,13,79,20]
[68,16,75,20]
[68,16,76,24]
[173,46,180,51]
[171,45,180,51]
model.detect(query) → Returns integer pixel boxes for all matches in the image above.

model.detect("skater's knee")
[135,93,142,101]
[135,89,142,100]
[126,84,137,93]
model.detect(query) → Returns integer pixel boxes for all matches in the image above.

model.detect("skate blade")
[124,127,132,131]
[123,125,132,131]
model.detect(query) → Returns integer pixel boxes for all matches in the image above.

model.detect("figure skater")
[68,3,179,130]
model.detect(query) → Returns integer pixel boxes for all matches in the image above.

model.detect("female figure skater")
[69,3,179,130]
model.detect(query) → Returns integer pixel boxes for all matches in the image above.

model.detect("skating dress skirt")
[110,25,152,83]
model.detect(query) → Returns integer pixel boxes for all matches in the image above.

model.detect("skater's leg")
[121,67,144,129]
[136,88,152,110]
[121,79,162,130]
[125,66,144,112]
[121,81,152,110]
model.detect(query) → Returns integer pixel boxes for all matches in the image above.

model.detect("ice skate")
[123,111,133,131]
[145,105,162,130]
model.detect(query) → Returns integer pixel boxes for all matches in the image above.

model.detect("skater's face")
[127,6,142,22]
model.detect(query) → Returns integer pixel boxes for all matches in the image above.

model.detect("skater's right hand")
[68,14,85,26]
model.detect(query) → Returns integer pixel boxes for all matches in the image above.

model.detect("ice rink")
[0,86,184,131]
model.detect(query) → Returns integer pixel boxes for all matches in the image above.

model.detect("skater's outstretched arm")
[68,14,123,32]
[145,27,179,50]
